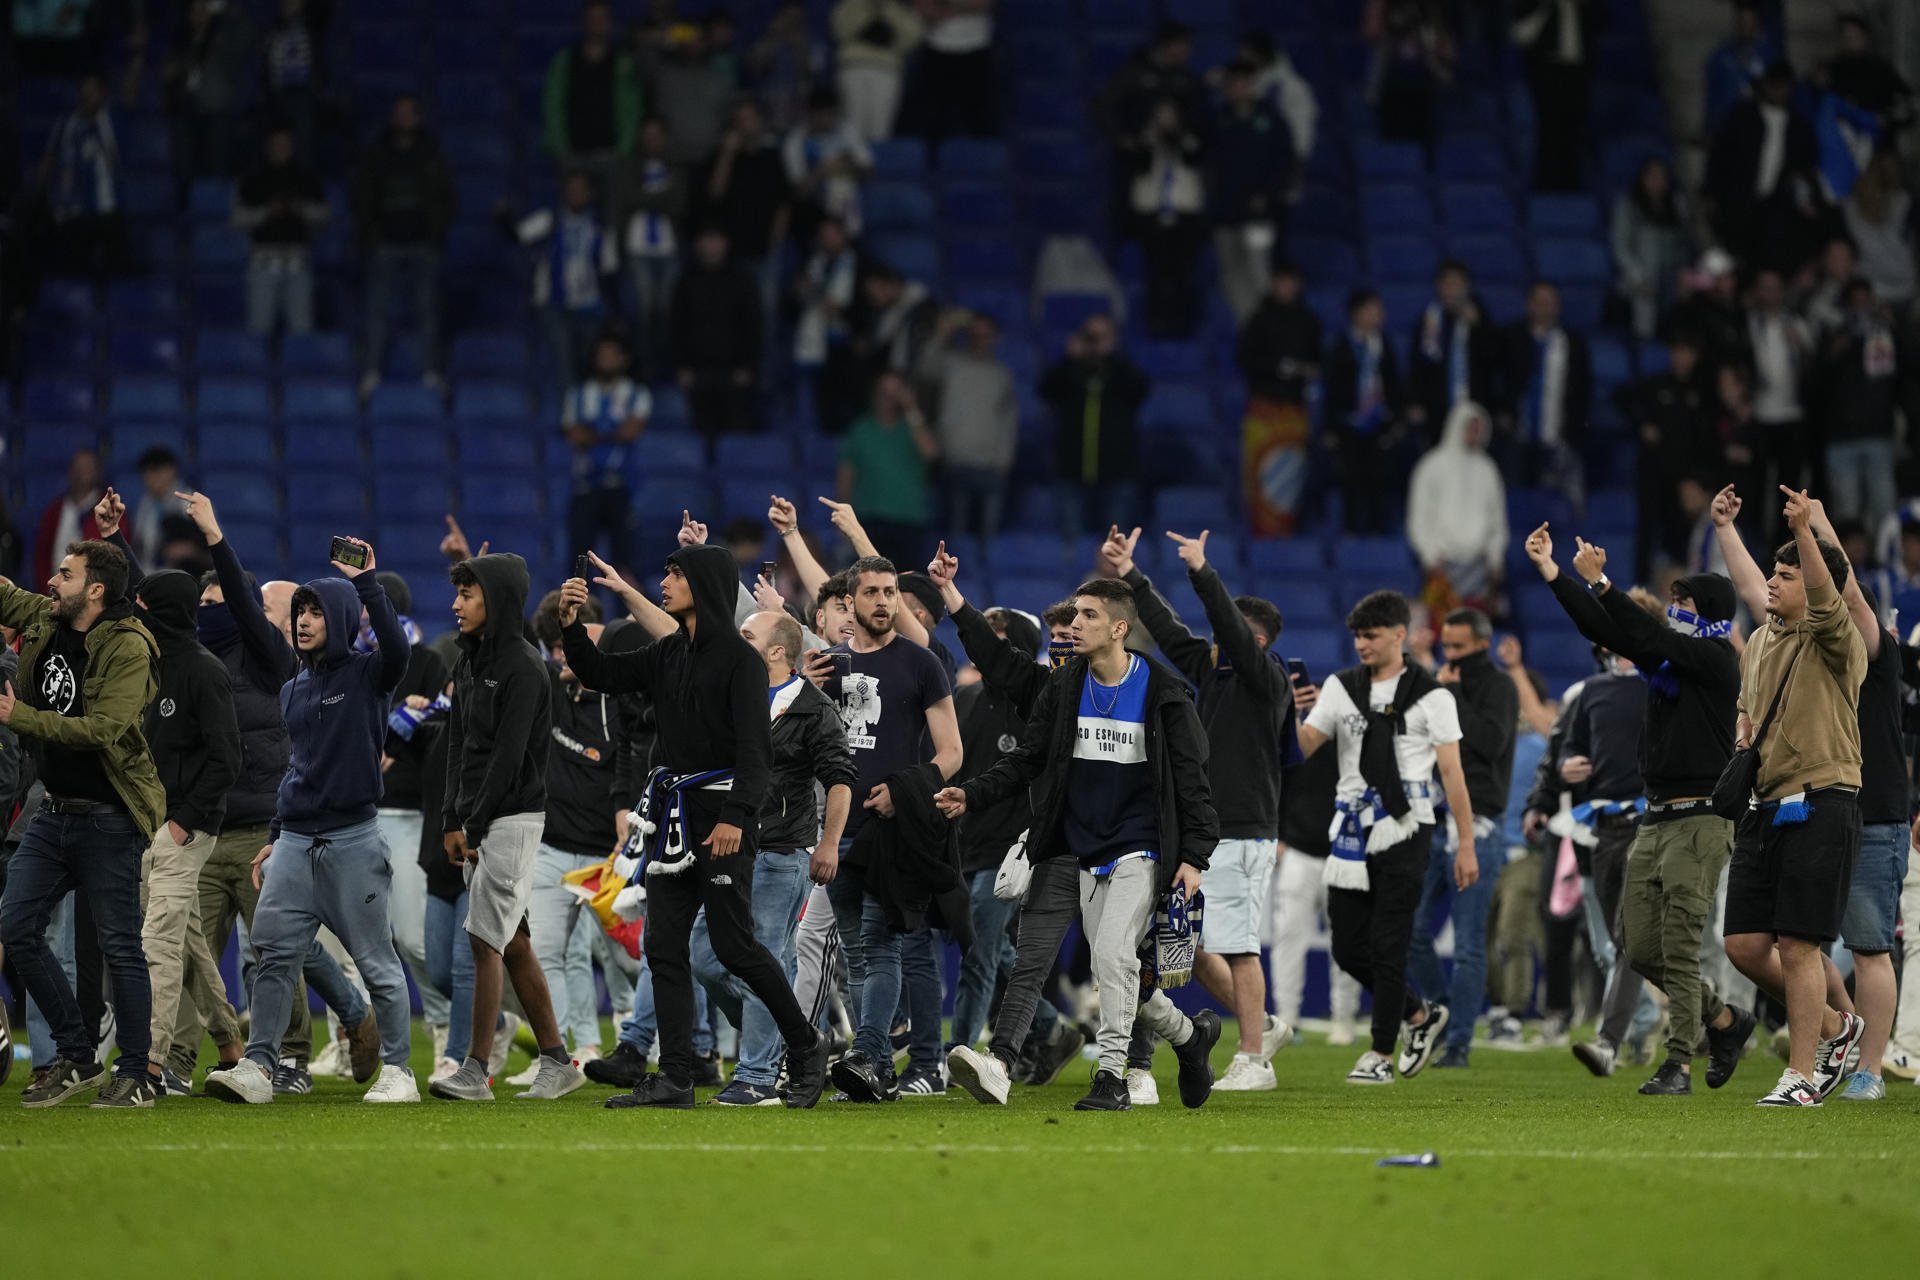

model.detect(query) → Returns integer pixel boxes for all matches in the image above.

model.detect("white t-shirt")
[1305,671,1461,825]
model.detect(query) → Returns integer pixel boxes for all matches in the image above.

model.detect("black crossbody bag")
[1711,645,1801,820]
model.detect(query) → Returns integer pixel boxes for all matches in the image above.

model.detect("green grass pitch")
[5,1027,1917,1277]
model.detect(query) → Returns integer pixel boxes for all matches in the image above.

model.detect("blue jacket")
[273,573,411,838]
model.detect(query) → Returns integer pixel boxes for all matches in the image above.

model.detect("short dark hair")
[1042,600,1077,629]
[1346,590,1411,632]
[815,571,853,616]
[136,446,179,474]
[721,517,763,549]
[1234,595,1283,645]
[65,539,129,604]
[847,555,897,584]
[449,562,479,590]
[533,587,599,646]
[1435,257,1469,280]
[1346,287,1381,316]
[1443,606,1492,641]
[1071,579,1138,630]
[1773,538,1853,590]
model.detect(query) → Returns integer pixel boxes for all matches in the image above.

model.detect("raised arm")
[559,570,660,695]
[1807,493,1883,660]
[1178,534,1287,704]
[1709,485,1770,623]
[183,491,296,682]
[343,544,410,693]
[931,543,1050,715]
[769,496,831,601]
[955,675,1064,811]
[1523,522,1637,658]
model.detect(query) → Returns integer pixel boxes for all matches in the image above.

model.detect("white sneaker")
[1125,1067,1160,1106]
[1213,1053,1278,1092]
[1327,1019,1357,1047]
[505,1060,542,1087]
[1258,1015,1294,1065]
[364,1063,420,1104]
[429,1056,461,1084]
[574,1045,602,1067]
[206,1058,275,1105]
[946,1045,1011,1105]
[430,1022,449,1064]
[1346,1050,1394,1085]
[308,1037,347,1079]
[489,1012,522,1080]
[515,1056,586,1101]
[1880,1045,1919,1080]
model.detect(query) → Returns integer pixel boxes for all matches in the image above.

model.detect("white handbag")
[992,829,1033,902]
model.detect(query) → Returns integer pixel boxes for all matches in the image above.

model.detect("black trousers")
[645,815,814,1086]
[1328,829,1430,1056]
[1538,838,1580,1017]
[988,857,1079,1066]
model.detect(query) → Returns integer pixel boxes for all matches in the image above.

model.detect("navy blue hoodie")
[273,573,411,838]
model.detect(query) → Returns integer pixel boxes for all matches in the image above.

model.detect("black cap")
[376,570,412,614]
[1675,573,1736,623]
[897,573,946,625]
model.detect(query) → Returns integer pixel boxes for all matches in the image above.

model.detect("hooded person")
[1523,522,1752,1097]
[130,569,243,1094]
[558,542,833,1110]
[426,553,584,1103]
[1406,402,1509,607]
[205,539,422,1106]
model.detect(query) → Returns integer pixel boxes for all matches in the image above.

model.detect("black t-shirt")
[32,625,118,804]
[1857,633,1908,824]
[829,636,951,838]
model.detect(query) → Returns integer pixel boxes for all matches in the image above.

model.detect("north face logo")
[322,694,346,705]
[158,698,176,717]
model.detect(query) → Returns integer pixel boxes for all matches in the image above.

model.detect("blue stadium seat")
[284,425,364,467]
[218,518,282,563]
[195,329,269,374]
[460,425,540,471]
[286,475,368,520]
[459,475,543,520]
[1438,182,1515,230]
[945,234,1024,283]
[1354,139,1425,179]
[1289,235,1363,286]
[191,275,247,327]
[198,470,281,520]
[373,471,455,515]
[197,376,272,418]
[1433,137,1508,180]
[24,378,97,420]
[1368,234,1440,280]
[1038,294,1114,335]
[455,381,533,424]
[631,433,706,477]
[1589,334,1635,388]
[1131,341,1209,381]
[1532,236,1611,285]
[1359,183,1432,232]
[1448,232,1530,284]
[191,225,250,268]
[195,422,277,466]
[1246,538,1329,576]
[994,573,1069,615]
[110,329,184,374]
[36,279,100,325]
[713,433,794,476]
[189,178,233,221]
[1153,486,1229,531]
[1140,385,1216,433]
[280,332,354,376]
[1013,133,1091,180]
[449,331,532,381]
[25,328,98,373]
[870,138,929,178]
[1283,627,1352,673]
[942,183,1015,227]
[106,420,191,465]
[717,477,777,523]
[371,430,453,469]
[1559,285,1605,330]
[1527,194,1600,235]
[938,139,1010,176]
[443,132,512,172]
[111,376,184,417]
[864,180,936,231]
[1332,537,1414,577]
[648,386,691,432]
[867,234,942,284]
[366,384,445,423]
[989,531,1070,568]
[109,279,182,322]
[283,379,357,420]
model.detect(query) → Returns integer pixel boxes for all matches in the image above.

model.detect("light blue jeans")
[529,844,614,1051]
[244,819,413,1071]
[377,809,446,1026]
[565,905,640,1050]
[24,893,76,1070]
[1406,819,1505,1050]
[423,889,493,1064]
[1826,437,1897,533]
[690,848,812,1086]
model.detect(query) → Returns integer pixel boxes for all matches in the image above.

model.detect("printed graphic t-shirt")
[1304,669,1460,825]
[1065,655,1160,867]
[830,635,951,837]
[33,624,117,803]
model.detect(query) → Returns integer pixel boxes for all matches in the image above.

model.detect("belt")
[1644,797,1712,822]
[42,796,125,815]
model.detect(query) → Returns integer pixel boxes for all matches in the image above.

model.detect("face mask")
[1048,638,1075,669]
[1666,605,1732,639]
[196,602,239,651]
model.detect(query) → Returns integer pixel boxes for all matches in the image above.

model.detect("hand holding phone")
[573,554,590,582]
[329,536,372,574]
[761,559,779,584]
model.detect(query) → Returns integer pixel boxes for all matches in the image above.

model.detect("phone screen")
[330,537,368,570]
[761,560,779,583]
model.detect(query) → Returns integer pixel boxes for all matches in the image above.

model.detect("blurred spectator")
[616,118,687,381]
[1322,287,1408,535]
[1040,314,1149,539]
[235,125,326,338]
[163,0,256,195]
[507,171,619,392]
[784,88,874,239]
[1672,475,1730,576]
[1100,21,1205,141]
[562,334,650,577]
[1124,97,1205,338]
[1513,0,1597,192]
[353,94,456,396]
[32,448,104,585]
[1237,263,1322,536]
[1494,280,1590,508]
[1818,277,1899,531]
[838,370,939,563]
[544,0,643,184]
[1609,156,1692,342]
[648,19,737,167]
[856,262,939,382]
[1884,509,1920,594]
[1210,59,1296,323]
[1703,0,1778,136]
[792,215,862,432]
[130,447,189,568]
[670,226,764,446]
[1744,267,1812,511]
[1665,248,1747,376]
[1797,233,1859,338]
[831,0,925,141]
[719,519,765,573]
[1238,30,1317,168]
[1705,360,1760,505]
[917,305,1017,541]
[1409,258,1496,431]
[1823,12,1913,137]
[909,0,997,143]
[0,213,33,376]
[1365,0,1456,154]
[1618,332,1709,577]
[748,2,826,132]
[35,73,128,279]
[1705,61,1822,274]
[698,99,794,331]
[1407,402,1507,611]
[263,0,320,162]
[0,495,23,582]
[1842,151,1914,309]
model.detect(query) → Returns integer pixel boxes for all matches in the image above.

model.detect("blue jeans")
[244,819,412,1071]
[945,464,1009,543]
[1405,821,1506,1050]
[691,848,811,1087]
[424,890,485,1063]
[948,868,1063,1051]
[565,905,640,1050]
[1,808,151,1078]
[1826,437,1898,534]
[616,920,715,1059]
[1055,480,1139,542]
[827,855,902,1065]
[362,242,443,378]
[23,892,76,1070]
[899,927,944,1077]
[529,844,607,1051]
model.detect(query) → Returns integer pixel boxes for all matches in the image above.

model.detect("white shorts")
[1204,838,1278,955]
[462,812,545,954]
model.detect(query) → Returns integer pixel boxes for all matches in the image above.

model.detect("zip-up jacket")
[134,569,241,836]
[1563,670,1647,803]
[1125,562,1291,839]
[1525,677,1586,818]
[274,573,410,839]
[445,554,550,846]
[962,652,1217,893]
[202,533,296,827]
[1445,649,1520,820]
[761,677,857,850]
[949,599,1043,871]
[542,664,624,856]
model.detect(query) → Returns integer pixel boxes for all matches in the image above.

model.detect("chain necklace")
[1088,655,1132,717]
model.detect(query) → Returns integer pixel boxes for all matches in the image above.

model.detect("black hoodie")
[444,554,550,845]
[136,569,242,836]
[374,570,450,811]
[544,658,628,857]
[562,544,772,834]
[1444,648,1520,820]
[951,608,1042,873]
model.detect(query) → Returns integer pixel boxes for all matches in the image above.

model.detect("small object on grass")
[1376,1152,1440,1168]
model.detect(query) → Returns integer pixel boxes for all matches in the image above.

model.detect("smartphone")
[1287,658,1310,686]
[329,536,369,571]
[830,651,853,681]
[573,554,589,582]
[761,559,778,583]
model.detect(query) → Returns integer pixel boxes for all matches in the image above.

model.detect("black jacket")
[1039,353,1151,486]
[199,533,296,828]
[1443,650,1519,820]
[543,664,628,856]
[963,652,1217,893]
[669,259,764,373]
[379,640,449,811]
[761,677,857,851]
[134,569,242,836]
[351,126,455,247]
[952,600,1049,719]
[1321,331,1406,437]
[445,554,550,845]
[949,599,1045,872]
[1236,296,1323,405]
[1408,301,1498,428]
[563,544,771,835]
[1126,562,1291,839]
[847,762,974,944]
[1525,676,1583,820]
[1548,574,1739,800]
[1496,324,1592,448]
[1564,668,1649,803]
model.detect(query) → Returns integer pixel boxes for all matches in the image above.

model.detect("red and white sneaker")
[1812,1012,1866,1099]
[1756,1069,1822,1108]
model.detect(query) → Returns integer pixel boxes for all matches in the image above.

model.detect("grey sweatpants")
[1082,858,1192,1076]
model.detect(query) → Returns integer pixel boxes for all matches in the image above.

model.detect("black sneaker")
[1173,1009,1223,1109]
[584,1042,650,1089]
[784,1030,830,1110]
[21,1057,107,1108]
[1637,1059,1691,1095]
[829,1050,900,1103]
[1572,1038,1618,1078]
[271,1059,314,1095]
[156,1065,195,1097]
[89,1074,158,1109]
[1026,1022,1088,1088]
[605,1074,695,1110]
[898,1067,946,1097]
[711,1079,783,1107]
[1073,1069,1132,1111]
[1433,1045,1471,1069]
[690,1052,724,1088]
[1705,1007,1756,1090]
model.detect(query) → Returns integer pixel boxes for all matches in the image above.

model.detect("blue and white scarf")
[355,614,422,653]
[1139,885,1203,992]
[621,766,737,877]
[1324,781,1429,892]
[1642,605,1732,699]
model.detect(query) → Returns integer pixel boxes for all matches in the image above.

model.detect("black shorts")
[1724,788,1860,944]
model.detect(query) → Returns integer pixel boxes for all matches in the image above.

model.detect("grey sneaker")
[515,1056,586,1101]
[21,1057,107,1108]
[90,1075,158,1108]
[429,1062,495,1102]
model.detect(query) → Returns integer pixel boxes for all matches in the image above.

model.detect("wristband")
[779,527,800,539]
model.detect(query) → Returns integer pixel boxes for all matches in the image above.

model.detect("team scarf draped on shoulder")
[1641,605,1732,699]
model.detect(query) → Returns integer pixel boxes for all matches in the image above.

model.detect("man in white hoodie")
[1407,403,1509,607]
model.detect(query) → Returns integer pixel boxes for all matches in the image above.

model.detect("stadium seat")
[25,329,98,374]
[865,181,937,231]
[454,381,533,424]
[1439,182,1516,231]
[286,474,369,520]
[938,139,1010,176]
[945,234,1024,283]
[989,531,1070,568]
[374,470,456,514]
[195,330,270,374]
[1279,626,1351,673]
[1368,234,1441,281]
[197,376,272,418]
[942,183,1016,227]
[282,379,357,420]
[1533,236,1611,285]
[1359,183,1432,232]
[449,332,532,381]
[1140,386,1216,433]
[1354,139,1425,179]
[1153,486,1228,531]
[1527,194,1601,235]
[24,378,97,420]
[280,332,354,376]
[870,138,929,178]
[460,425,539,471]
[110,329,184,374]
[632,433,707,477]
[106,420,191,465]
[198,470,281,520]
[366,384,445,424]
[371,430,453,469]
[1332,537,1413,577]
[195,422,277,466]
[866,234,942,284]
[111,376,185,417]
